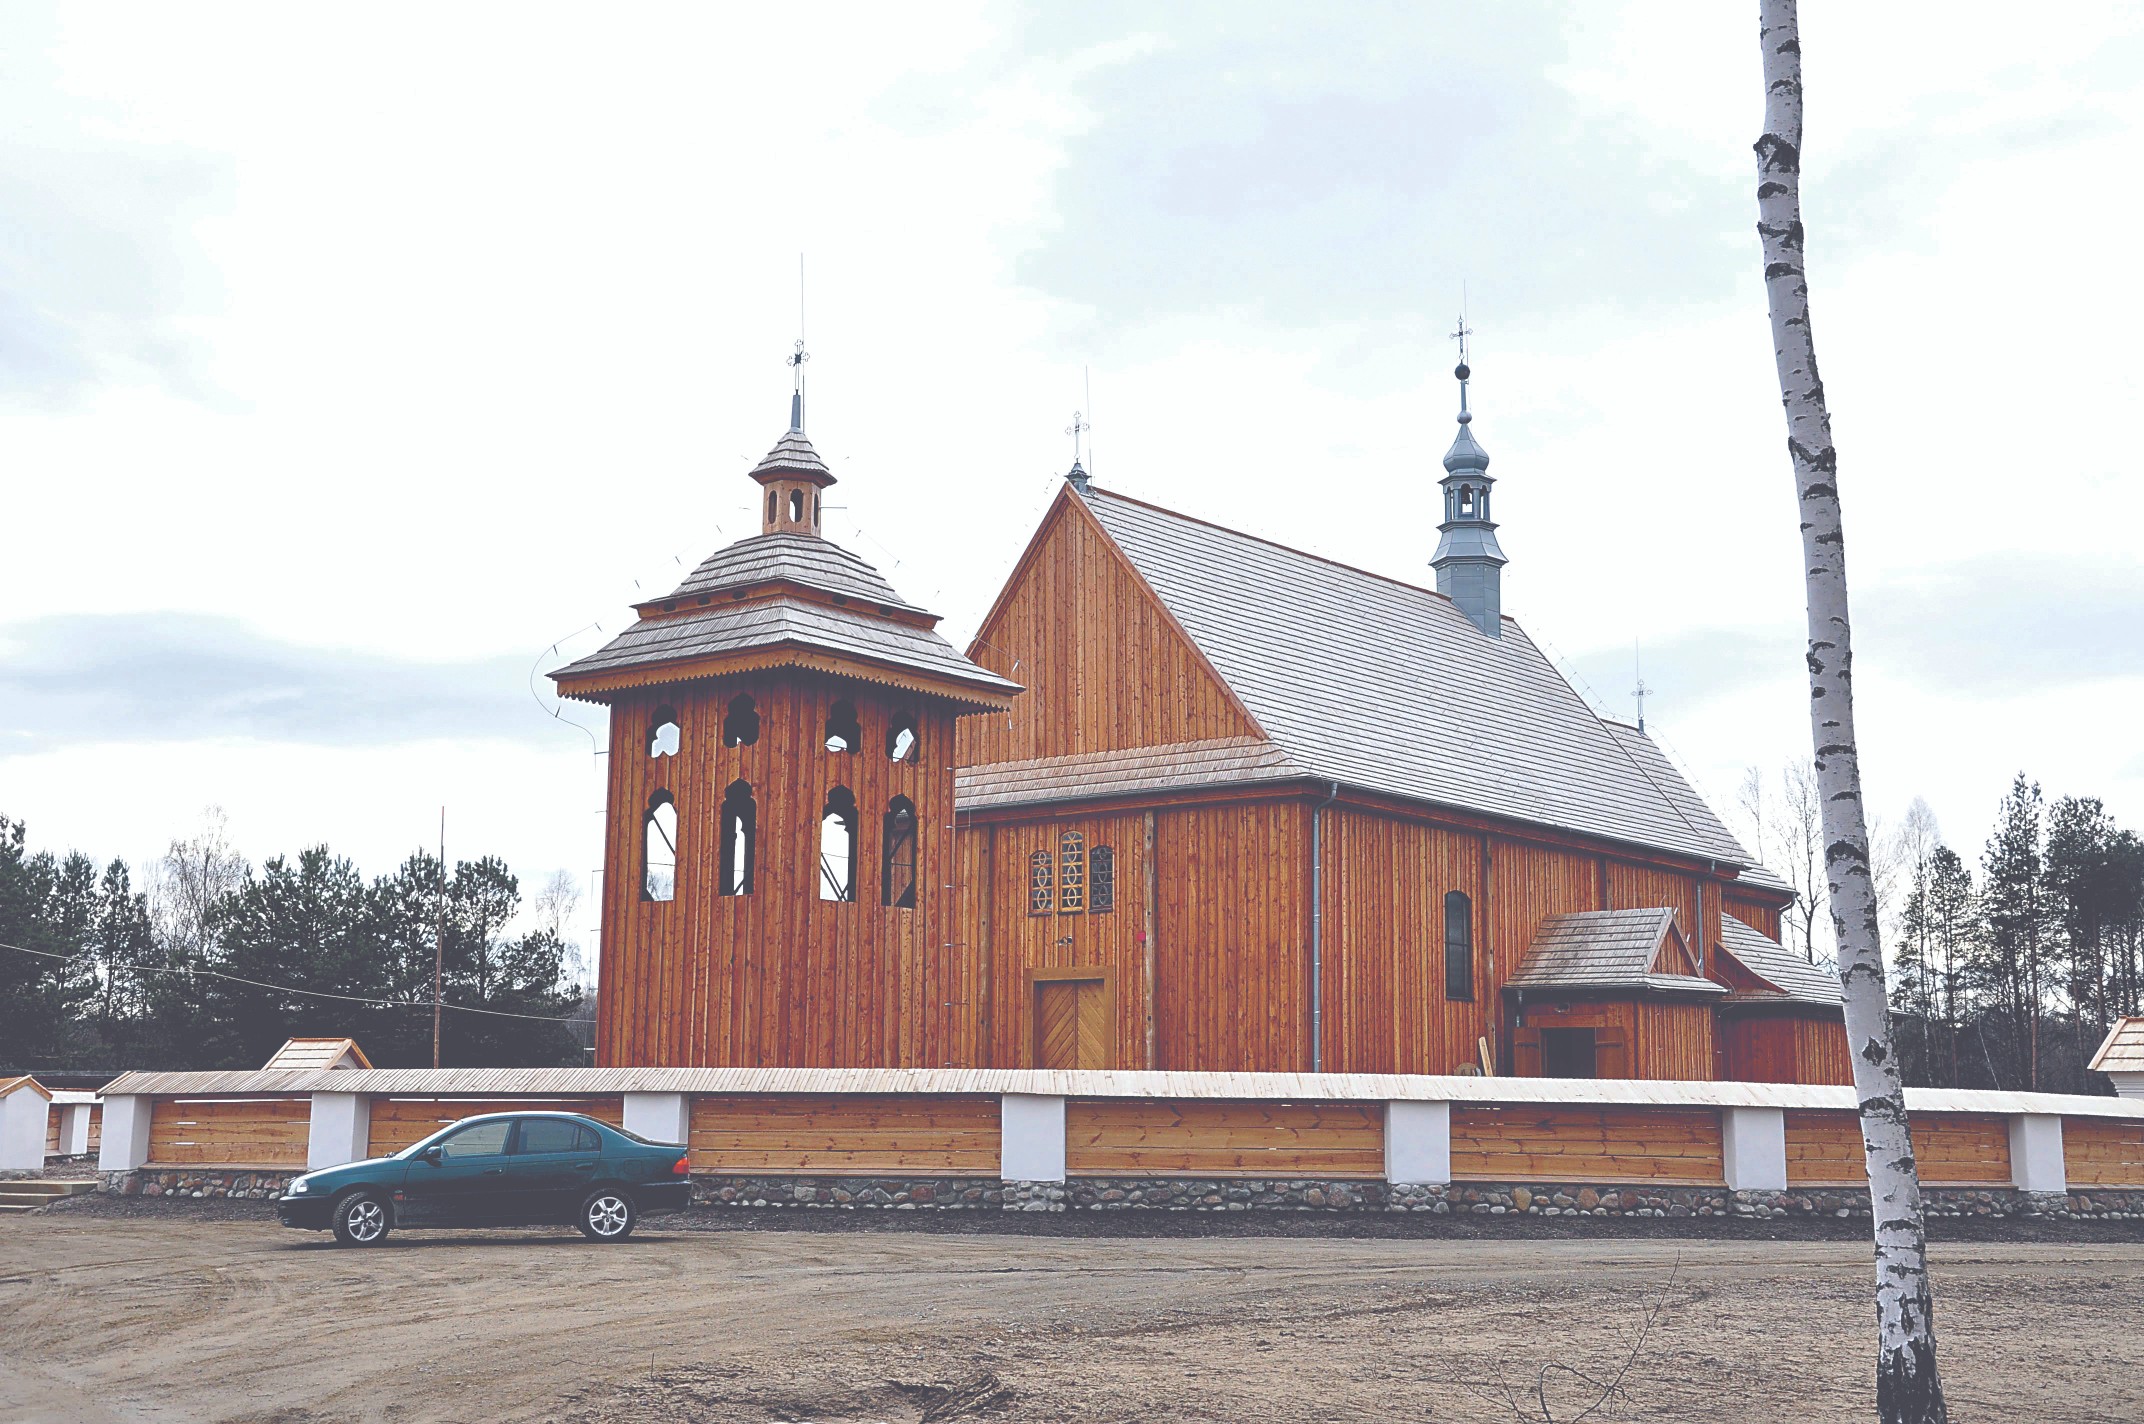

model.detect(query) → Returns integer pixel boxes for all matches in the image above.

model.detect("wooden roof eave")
[631,578,939,629]
[553,641,1019,714]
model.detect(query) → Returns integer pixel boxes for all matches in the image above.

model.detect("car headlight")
[287,1178,310,1195]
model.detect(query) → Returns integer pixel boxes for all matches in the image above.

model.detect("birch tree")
[1753,5,1946,1419]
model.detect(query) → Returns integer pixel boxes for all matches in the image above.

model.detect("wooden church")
[552,354,1850,1085]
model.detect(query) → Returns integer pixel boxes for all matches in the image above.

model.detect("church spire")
[754,341,835,536]
[1429,317,1508,638]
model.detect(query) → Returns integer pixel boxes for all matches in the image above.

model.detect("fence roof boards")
[95,1066,2144,1119]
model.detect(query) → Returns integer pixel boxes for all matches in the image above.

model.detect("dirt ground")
[4,1205,2140,1424]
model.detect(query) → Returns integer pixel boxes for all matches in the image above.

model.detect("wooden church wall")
[955,497,1255,767]
[598,673,961,1070]
[1722,1014,1853,1085]
[1723,895,1784,941]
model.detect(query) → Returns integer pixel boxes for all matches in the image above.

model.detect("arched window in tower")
[1444,890,1474,1001]
[789,490,805,524]
[1458,485,1476,517]
[648,707,680,759]
[1089,845,1116,914]
[766,489,777,525]
[1058,830,1086,914]
[820,786,858,902]
[881,796,917,908]
[813,492,821,527]
[718,780,755,897]
[886,710,918,763]
[723,694,760,748]
[824,699,860,754]
[1027,851,1053,916]
[643,792,678,903]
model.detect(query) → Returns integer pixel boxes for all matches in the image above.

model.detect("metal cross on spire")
[787,339,810,431]
[1450,312,1475,424]
[1065,410,1090,466]
[1632,641,1652,733]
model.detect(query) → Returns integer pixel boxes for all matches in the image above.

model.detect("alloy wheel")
[346,1199,385,1242]
[587,1194,630,1237]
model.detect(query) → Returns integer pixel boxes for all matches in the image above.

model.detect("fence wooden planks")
[1787,1109,2015,1188]
[1064,1099,1383,1179]
[2064,1117,2144,1188]
[1452,1105,1725,1185]
[148,1097,310,1168]
[689,1094,1001,1175]
[365,1096,625,1158]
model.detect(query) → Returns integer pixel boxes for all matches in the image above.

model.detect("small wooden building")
[562,362,1846,1081]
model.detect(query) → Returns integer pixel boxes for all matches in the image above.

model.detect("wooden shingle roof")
[261,1037,373,1071]
[1077,488,1779,881]
[1505,908,1725,996]
[2089,1017,2144,1074]
[1715,915,1843,1008]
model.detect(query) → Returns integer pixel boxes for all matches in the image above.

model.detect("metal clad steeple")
[1429,317,1507,638]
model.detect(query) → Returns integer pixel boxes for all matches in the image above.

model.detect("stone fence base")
[92,1169,2144,1221]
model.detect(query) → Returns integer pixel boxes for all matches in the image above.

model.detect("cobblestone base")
[91,1170,2144,1220]
[104,1168,298,1200]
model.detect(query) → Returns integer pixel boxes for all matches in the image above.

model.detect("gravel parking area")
[4,1208,2140,1422]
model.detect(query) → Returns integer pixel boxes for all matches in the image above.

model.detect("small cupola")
[752,340,837,536]
[1428,331,1508,638]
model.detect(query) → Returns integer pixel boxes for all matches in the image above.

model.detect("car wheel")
[578,1188,636,1242]
[332,1191,391,1247]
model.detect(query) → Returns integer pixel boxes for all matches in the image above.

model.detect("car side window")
[575,1124,601,1153]
[438,1120,512,1160]
[513,1119,584,1155]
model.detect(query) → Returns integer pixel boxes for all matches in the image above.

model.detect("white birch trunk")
[1753,4,1948,1420]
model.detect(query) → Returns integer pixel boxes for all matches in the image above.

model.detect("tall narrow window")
[1027,851,1053,916]
[1089,845,1115,914]
[824,699,860,754]
[820,786,858,902]
[886,711,918,763]
[719,780,755,897]
[1444,890,1473,1001]
[789,489,804,523]
[1058,830,1085,914]
[723,693,760,747]
[644,792,677,902]
[766,490,777,524]
[648,707,680,758]
[881,796,917,908]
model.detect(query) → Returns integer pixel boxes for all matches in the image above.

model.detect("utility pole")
[433,807,446,1069]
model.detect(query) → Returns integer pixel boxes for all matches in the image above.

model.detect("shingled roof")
[1715,915,1843,1007]
[1505,908,1726,996]
[2089,1017,2144,1075]
[1076,488,1777,878]
[552,434,1019,709]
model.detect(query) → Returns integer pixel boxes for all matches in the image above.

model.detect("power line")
[0,938,582,1025]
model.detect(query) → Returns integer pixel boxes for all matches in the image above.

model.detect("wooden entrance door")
[1034,973,1113,1069]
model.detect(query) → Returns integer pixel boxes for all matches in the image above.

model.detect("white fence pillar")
[623,1093,691,1147]
[58,1103,94,1156]
[1000,1094,1066,1182]
[0,1085,47,1171]
[2010,1113,2066,1193]
[98,1095,155,1173]
[1384,1100,1451,1185]
[1721,1107,1788,1192]
[307,1093,373,1170]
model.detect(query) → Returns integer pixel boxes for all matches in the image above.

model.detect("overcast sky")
[5,2,2142,952]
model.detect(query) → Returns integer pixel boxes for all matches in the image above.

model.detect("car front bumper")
[276,1195,335,1230]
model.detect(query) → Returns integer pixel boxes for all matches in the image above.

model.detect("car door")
[398,1118,515,1225]
[502,1118,604,1222]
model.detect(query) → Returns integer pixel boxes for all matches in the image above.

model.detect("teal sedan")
[277,1112,692,1246]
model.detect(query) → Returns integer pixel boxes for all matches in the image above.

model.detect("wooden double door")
[1033,971,1114,1070]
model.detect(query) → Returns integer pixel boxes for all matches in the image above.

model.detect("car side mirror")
[420,1146,443,1165]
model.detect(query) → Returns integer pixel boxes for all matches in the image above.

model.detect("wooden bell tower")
[550,396,1019,1069]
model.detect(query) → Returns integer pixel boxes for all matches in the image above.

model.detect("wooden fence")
[80,1070,2144,1197]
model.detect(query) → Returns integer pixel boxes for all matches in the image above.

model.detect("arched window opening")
[789,489,804,523]
[643,792,678,903]
[1089,845,1116,914]
[813,492,821,526]
[766,489,777,524]
[824,699,860,754]
[723,693,760,747]
[648,707,680,759]
[1444,890,1474,1001]
[719,780,755,897]
[881,796,917,908]
[886,711,918,763]
[1027,851,1053,916]
[1058,830,1086,914]
[820,786,858,902]
[1458,484,1476,517]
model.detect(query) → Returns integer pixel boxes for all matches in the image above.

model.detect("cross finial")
[1632,642,1651,733]
[787,339,810,430]
[1450,312,1475,424]
[1065,410,1090,465]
